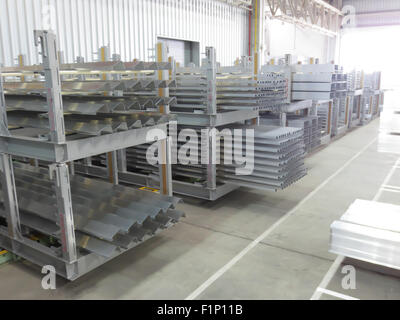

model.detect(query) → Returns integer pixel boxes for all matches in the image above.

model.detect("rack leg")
[280,112,287,127]
[53,163,77,263]
[117,149,127,172]
[107,151,119,185]
[158,137,172,196]
[206,128,217,190]
[0,154,22,241]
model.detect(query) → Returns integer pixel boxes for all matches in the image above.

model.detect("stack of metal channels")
[259,115,320,153]
[316,100,332,140]
[0,163,184,259]
[216,72,288,111]
[0,43,184,279]
[170,68,288,112]
[287,116,320,153]
[127,124,307,192]
[217,124,307,191]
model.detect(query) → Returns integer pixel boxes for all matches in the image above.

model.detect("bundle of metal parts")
[260,115,320,153]
[0,163,184,258]
[167,49,305,199]
[0,31,181,280]
[217,125,307,190]
[330,199,400,270]
[361,72,383,124]
[346,70,363,92]
[291,64,347,101]
[170,59,288,113]
[315,100,333,144]
[128,124,307,192]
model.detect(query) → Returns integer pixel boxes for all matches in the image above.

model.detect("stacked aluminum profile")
[1,163,184,259]
[288,116,320,153]
[217,125,307,191]
[260,115,321,153]
[331,200,400,270]
[126,124,307,192]
[291,64,347,101]
[315,100,333,144]
[170,65,288,113]
[346,70,363,91]
[364,72,381,91]
[0,31,182,280]
[216,72,288,111]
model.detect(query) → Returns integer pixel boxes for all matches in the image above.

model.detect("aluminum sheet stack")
[330,199,400,270]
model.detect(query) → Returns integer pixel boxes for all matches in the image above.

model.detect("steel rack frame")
[0,31,176,280]
[114,47,259,200]
[169,48,260,200]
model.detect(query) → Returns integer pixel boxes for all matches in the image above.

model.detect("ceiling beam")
[265,0,343,36]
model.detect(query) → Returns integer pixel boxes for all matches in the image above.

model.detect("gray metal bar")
[0,154,22,240]
[117,149,127,172]
[206,128,217,190]
[205,47,217,115]
[34,30,66,143]
[51,163,77,263]
[0,69,9,136]
[159,137,172,197]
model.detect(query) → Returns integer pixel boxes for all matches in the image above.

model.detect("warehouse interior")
[0,0,399,301]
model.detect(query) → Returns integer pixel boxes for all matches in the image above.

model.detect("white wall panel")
[0,0,248,66]
[343,0,400,27]
[268,19,329,63]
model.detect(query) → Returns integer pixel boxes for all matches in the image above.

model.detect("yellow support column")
[156,42,172,196]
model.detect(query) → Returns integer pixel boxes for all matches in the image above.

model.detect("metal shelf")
[0,30,179,279]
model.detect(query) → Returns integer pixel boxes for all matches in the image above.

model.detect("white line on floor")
[373,158,400,202]
[310,156,400,300]
[315,288,359,300]
[382,184,400,190]
[185,137,378,300]
[382,188,400,194]
[310,255,344,300]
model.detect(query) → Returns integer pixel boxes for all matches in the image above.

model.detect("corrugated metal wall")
[343,0,400,27]
[0,0,248,66]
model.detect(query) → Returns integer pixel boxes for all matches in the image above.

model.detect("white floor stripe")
[382,184,400,191]
[373,159,400,202]
[316,288,359,300]
[310,156,400,300]
[382,188,400,194]
[310,255,344,300]
[185,137,378,300]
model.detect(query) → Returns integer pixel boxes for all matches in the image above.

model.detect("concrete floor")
[1,117,400,300]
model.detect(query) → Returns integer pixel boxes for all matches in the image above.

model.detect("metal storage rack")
[315,100,333,145]
[127,49,307,200]
[360,72,382,124]
[166,48,260,200]
[0,31,184,280]
[346,70,364,129]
